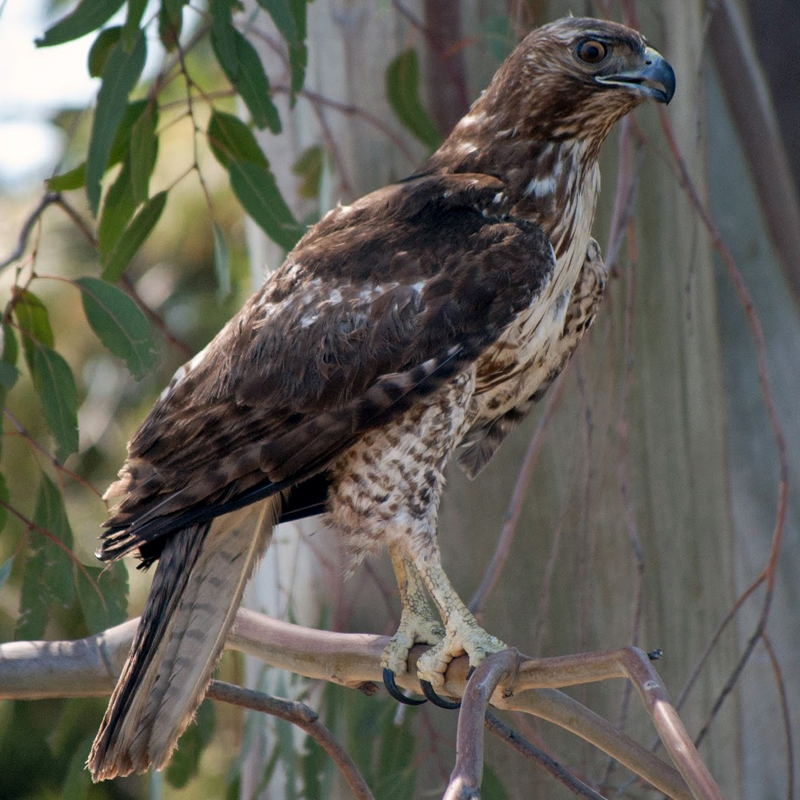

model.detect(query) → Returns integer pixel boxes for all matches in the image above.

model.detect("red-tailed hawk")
[89,17,674,780]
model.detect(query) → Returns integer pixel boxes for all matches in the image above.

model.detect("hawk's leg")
[413,553,506,690]
[382,545,446,680]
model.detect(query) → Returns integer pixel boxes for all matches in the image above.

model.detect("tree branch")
[0,609,723,799]
[207,680,375,800]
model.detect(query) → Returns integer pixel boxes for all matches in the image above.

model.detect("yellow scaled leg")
[381,545,445,677]
[414,558,506,690]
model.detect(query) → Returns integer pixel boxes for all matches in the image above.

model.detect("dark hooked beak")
[595,46,676,104]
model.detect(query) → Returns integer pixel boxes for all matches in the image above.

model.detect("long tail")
[88,496,279,781]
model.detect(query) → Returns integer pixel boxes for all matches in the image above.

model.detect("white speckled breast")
[469,157,600,424]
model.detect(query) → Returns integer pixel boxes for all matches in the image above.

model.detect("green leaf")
[109,100,149,166]
[75,276,157,379]
[256,0,308,96]
[88,26,122,78]
[97,161,136,258]
[256,0,298,41]
[129,103,159,203]
[213,23,281,133]
[14,289,54,349]
[47,163,86,192]
[16,474,77,639]
[1,323,18,367]
[228,160,303,251]
[0,318,20,390]
[483,14,515,63]
[0,326,19,438]
[0,474,8,539]
[292,145,323,200]
[159,0,186,51]
[16,552,48,639]
[481,765,510,800]
[29,344,80,461]
[86,31,147,215]
[36,0,126,48]
[0,556,12,591]
[35,474,74,588]
[76,561,128,633]
[123,0,148,50]
[0,361,19,390]
[165,701,215,787]
[62,736,94,800]
[209,2,238,78]
[385,48,442,151]
[207,110,268,170]
[102,190,168,282]
[287,0,308,95]
[213,223,231,300]
[58,100,148,191]
[14,289,54,375]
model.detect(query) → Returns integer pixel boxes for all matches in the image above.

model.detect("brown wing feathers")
[98,175,554,563]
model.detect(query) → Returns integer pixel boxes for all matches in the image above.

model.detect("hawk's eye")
[576,39,608,64]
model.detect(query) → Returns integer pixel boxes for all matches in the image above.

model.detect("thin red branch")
[658,107,789,740]
[207,680,375,800]
[761,633,795,800]
[3,409,103,499]
[468,368,570,617]
[486,712,607,799]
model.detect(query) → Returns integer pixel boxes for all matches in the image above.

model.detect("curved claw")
[420,679,461,709]
[383,668,427,706]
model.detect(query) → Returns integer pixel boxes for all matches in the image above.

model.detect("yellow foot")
[381,612,445,677]
[415,607,506,689]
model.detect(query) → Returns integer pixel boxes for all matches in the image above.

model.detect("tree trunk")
[238,1,800,797]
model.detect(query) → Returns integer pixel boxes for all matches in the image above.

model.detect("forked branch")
[0,609,724,800]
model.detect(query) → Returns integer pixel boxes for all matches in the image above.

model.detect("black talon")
[383,668,427,706]
[647,649,663,661]
[420,679,462,709]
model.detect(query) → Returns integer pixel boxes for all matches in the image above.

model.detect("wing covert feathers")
[88,497,279,781]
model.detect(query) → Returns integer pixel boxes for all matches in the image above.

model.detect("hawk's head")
[487,17,674,141]
[432,17,674,167]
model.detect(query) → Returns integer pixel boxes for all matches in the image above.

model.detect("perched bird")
[88,17,674,780]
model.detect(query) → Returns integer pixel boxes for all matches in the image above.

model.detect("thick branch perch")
[0,609,721,800]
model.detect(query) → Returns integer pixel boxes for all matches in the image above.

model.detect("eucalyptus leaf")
[16,474,77,639]
[209,2,238,78]
[75,276,157,379]
[0,473,8,539]
[385,48,441,151]
[123,0,148,50]
[88,26,122,78]
[129,103,159,203]
[97,161,136,258]
[29,344,80,461]
[213,223,231,300]
[159,0,186,51]
[229,160,303,251]
[165,701,215,787]
[37,0,126,48]
[86,32,147,215]
[48,163,86,192]
[102,190,168,282]
[214,25,281,133]
[76,561,128,633]
[208,110,269,169]
[0,556,12,591]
